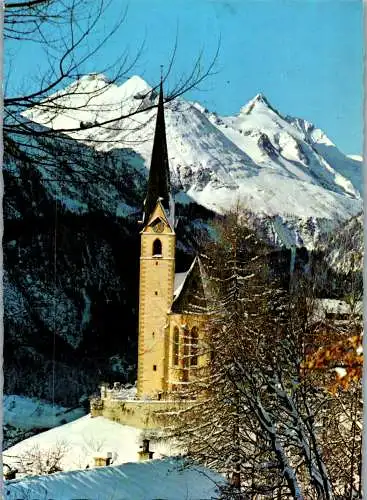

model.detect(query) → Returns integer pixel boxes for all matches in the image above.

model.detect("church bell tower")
[137,79,175,398]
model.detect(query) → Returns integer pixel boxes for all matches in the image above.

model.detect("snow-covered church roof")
[172,257,208,314]
[173,271,190,299]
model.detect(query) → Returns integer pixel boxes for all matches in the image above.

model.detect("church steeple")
[143,78,172,226]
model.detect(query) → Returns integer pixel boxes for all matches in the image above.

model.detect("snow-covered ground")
[4,395,85,431]
[4,414,182,474]
[5,458,224,500]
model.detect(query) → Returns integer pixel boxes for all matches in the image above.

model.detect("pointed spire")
[143,76,171,225]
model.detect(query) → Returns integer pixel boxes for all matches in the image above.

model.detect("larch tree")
[302,281,363,499]
[168,209,285,498]
[165,208,339,499]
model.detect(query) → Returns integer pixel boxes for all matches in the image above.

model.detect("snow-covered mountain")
[5,74,362,406]
[25,74,362,247]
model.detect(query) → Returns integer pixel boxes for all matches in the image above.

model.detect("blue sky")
[7,0,363,154]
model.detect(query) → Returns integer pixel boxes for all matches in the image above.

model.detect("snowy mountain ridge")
[4,75,362,406]
[24,74,362,248]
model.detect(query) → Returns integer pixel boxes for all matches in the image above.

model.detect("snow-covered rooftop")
[172,256,202,305]
[5,458,224,500]
[173,271,189,299]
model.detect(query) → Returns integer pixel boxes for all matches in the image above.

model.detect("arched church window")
[152,238,162,256]
[190,326,198,366]
[173,327,179,366]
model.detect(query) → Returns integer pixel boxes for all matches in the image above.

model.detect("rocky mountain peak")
[240,92,277,116]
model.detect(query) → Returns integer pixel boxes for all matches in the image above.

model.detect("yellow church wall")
[167,313,210,393]
[137,203,176,399]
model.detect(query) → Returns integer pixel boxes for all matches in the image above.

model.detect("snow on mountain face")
[348,154,363,161]
[24,74,362,246]
[25,74,153,133]
[317,211,363,273]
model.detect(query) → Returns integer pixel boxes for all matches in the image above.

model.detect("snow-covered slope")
[4,414,181,473]
[4,395,85,432]
[3,395,85,450]
[25,74,362,245]
[317,211,364,273]
[348,154,363,161]
[5,457,224,500]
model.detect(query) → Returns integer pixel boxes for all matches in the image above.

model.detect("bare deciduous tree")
[165,209,348,499]
[13,440,69,476]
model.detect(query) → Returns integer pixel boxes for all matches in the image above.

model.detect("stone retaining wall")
[90,398,187,429]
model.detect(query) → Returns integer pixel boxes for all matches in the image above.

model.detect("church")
[90,80,331,428]
[90,80,209,426]
[136,79,209,400]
